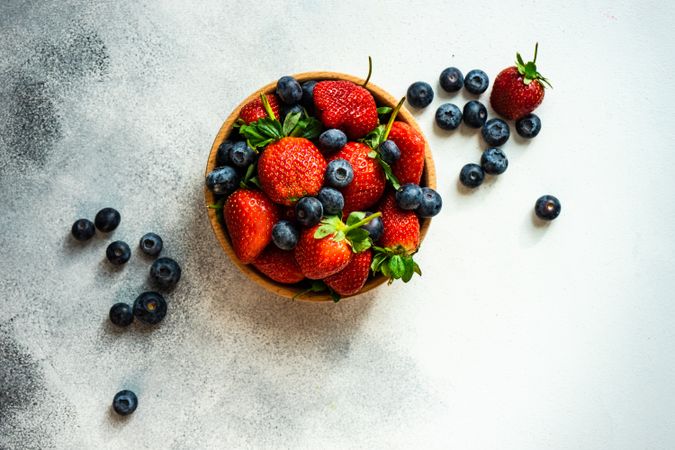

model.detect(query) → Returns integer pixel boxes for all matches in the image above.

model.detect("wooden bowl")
[205,71,436,302]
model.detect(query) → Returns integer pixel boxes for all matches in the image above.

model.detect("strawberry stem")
[362,56,373,88]
[533,42,539,64]
[259,92,277,121]
[344,211,381,232]
[383,97,405,141]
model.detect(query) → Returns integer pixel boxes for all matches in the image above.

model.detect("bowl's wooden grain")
[205,72,436,302]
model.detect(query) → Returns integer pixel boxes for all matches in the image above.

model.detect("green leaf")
[380,262,392,278]
[367,150,378,158]
[371,253,387,272]
[401,256,414,282]
[346,211,366,227]
[243,163,255,181]
[329,290,341,303]
[249,176,261,188]
[389,255,405,278]
[359,124,385,149]
[378,157,401,190]
[413,262,422,276]
[299,117,322,139]
[333,230,346,242]
[282,112,301,136]
[314,224,335,239]
[311,280,327,292]
[377,106,392,115]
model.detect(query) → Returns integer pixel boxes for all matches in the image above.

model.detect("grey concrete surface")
[2,0,675,449]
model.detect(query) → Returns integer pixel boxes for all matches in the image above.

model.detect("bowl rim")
[204,71,436,302]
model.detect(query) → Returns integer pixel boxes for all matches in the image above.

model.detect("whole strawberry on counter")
[490,43,551,120]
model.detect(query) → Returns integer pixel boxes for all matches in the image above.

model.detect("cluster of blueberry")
[70,207,183,416]
[405,68,560,221]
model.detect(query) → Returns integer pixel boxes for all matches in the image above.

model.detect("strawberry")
[329,142,385,215]
[371,192,421,283]
[239,94,281,124]
[388,121,426,186]
[258,137,326,205]
[324,249,373,296]
[490,43,551,120]
[294,212,380,279]
[253,245,305,284]
[313,80,378,139]
[224,189,280,264]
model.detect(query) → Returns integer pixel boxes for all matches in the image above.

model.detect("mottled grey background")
[2,0,675,449]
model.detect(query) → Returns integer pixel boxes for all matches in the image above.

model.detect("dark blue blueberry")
[481,118,510,146]
[276,76,303,105]
[71,218,95,241]
[282,103,304,120]
[481,147,508,175]
[106,241,131,265]
[361,212,383,242]
[396,184,423,210]
[109,303,133,327]
[378,140,400,165]
[229,141,256,168]
[464,69,489,94]
[295,197,323,227]
[459,163,485,188]
[319,129,347,154]
[463,101,488,128]
[407,81,434,108]
[112,390,138,416]
[535,195,561,221]
[206,166,240,195]
[149,257,181,289]
[516,114,542,138]
[416,187,443,218]
[139,233,163,257]
[216,140,234,166]
[94,207,120,232]
[439,67,464,92]
[272,220,299,250]
[324,158,354,188]
[317,187,344,216]
[301,80,317,109]
[133,291,167,325]
[435,103,462,130]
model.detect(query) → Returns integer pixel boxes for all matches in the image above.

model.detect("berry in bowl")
[205,71,439,301]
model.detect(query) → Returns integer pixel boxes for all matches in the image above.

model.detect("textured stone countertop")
[1,1,674,448]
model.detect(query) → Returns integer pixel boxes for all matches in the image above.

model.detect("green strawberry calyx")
[313,211,382,253]
[238,93,322,150]
[516,42,552,88]
[360,97,406,190]
[292,280,342,303]
[371,245,421,284]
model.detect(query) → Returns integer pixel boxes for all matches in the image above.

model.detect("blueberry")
[229,141,256,168]
[464,69,489,94]
[378,140,400,165]
[416,187,443,218]
[407,81,434,108]
[463,101,488,128]
[319,129,347,154]
[324,158,354,188]
[295,197,323,227]
[94,207,120,232]
[272,220,299,250]
[459,163,485,188]
[535,195,561,221]
[109,303,133,327]
[71,218,95,241]
[317,187,344,216]
[396,184,423,210]
[481,118,510,146]
[112,390,138,416]
[276,76,303,105]
[139,233,163,257]
[282,103,304,120]
[435,103,462,130]
[149,257,181,289]
[516,114,541,139]
[301,80,317,108]
[216,140,234,166]
[133,291,167,325]
[106,241,131,265]
[481,147,508,175]
[439,67,464,92]
[206,166,240,195]
[361,212,383,242]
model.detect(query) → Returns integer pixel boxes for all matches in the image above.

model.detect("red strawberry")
[324,249,372,296]
[294,225,352,279]
[379,192,420,254]
[490,43,551,120]
[253,246,305,284]
[313,80,378,139]
[329,142,385,215]
[224,189,280,264]
[239,94,281,124]
[388,121,426,186]
[258,137,327,206]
